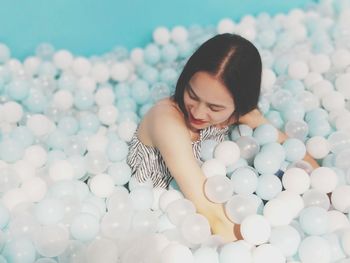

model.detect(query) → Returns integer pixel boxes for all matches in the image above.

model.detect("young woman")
[127,33,318,242]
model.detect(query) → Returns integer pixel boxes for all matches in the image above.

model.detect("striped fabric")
[126,125,229,189]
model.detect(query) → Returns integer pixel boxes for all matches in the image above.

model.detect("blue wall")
[0,0,314,59]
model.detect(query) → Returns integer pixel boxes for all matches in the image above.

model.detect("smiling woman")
[126,33,263,242]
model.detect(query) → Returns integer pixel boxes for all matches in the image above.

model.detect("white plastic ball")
[341,229,350,256]
[160,243,194,263]
[49,160,74,181]
[306,136,330,159]
[2,188,29,210]
[261,68,277,91]
[98,105,118,125]
[23,56,41,76]
[214,141,240,167]
[53,90,74,111]
[26,114,53,137]
[252,244,285,263]
[171,26,188,43]
[263,198,294,226]
[282,168,310,194]
[91,63,110,83]
[72,57,91,76]
[87,134,108,153]
[217,18,235,34]
[77,76,96,93]
[321,91,345,111]
[20,176,47,202]
[2,101,23,123]
[310,167,338,194]
[240,214,271,245]
[327,210,350,233]
[53,50,73,70]
[89,173,115,198]
[331,185,350,213]
[117,121,137,142]
[23,145,47,168]
[159,190,184,212]
[94,87,115,106]
[201,159,227,177]
[12,159,36,182]
[130,48,144,65]
[309,54,331,73]
[153,27,171,46]
[331,49,350,69]
[110,62,130,82]
[288,60,309,80]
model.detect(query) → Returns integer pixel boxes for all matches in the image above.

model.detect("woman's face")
[183,71,235,130]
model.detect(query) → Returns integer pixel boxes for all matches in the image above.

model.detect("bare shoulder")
[138,98,190,146]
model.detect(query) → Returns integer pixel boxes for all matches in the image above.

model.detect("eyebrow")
[187,84,226,108]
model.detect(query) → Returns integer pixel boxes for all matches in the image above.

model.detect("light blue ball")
[35,198,65,225]
[299,206,329,235]
[254,151,282,174]
[256,174,282,200]
[160,68,178,85]
[48,180,76,198]
[269,225,301,257]
[283,138,306,162]
[273,54,292,75]
[74,90,94,110]
[177,41,194,59]
[116,96,137,112]
[0,203,10,229]
[108,162,132,186]
[141,66,159,84]
[253,124,278,145]
[283,79,305,96]
[46,130,68,150]
[200,139,218,161]
[23,89,48,113]
[322,153,335,167]
[58,116,79,135]
[3,237,36,263]
[106,140,129,162]
[305,108,328,123]
[10,126,34,148]
[265,110,284,129]
[70,213,100,242]
[258,97,270,114]
[281,101,305,122]
[230,124,253,141]
[114,83,130,98]
[231,167,258,195]
[7,80,30,101]
[79,113,100,133]
[307,119,331,137]
[161,43,179,63]
[46,150,66,166]
[131,80,150,105]
[144,44,161,65]
[261,142,286,163]
[0,138,24,163]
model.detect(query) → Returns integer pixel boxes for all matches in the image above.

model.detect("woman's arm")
[239,109,320,169]
[148,106,239,242]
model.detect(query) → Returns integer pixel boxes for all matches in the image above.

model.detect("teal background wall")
[0,0,315,59]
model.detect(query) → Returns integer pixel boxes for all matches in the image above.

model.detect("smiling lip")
[189,112,206,125]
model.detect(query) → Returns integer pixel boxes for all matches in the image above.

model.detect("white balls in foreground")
[217,18,235,34]
[130,48,144,65]
[49,160,74,181]
[94,87,115,106]
[2,188,29,210]
[321,91,345,111]
[53,50,73,70]
[214,141,240,167]
[153,27,171,46]
[261,68,276,91]
[310,167,338,194]
[160,243,194,263]
[72,56,91,76]
[2,101,23,123]
[53,90,74,111]
[26,114,54,137]
[110,62,130,82]
[240,214,271,245]
[282,168,310,195]
[23,145,47,168]
[89,173,115,198]
[117,121,137,142]
[98,105,118,126]
[159,189,184,212]
[308,54,331,73]
[20,176,47,202]
[288,60,309,80]
[306,136,330,159]
[263,198,294,226]
[201,159,227,177]
[91,63,110,83]
[252,244,285,263]
[331,185,350,213]
[276,190,304,219]
[171,26,188,43]
[331,49,350,69]
[298,236,331,263]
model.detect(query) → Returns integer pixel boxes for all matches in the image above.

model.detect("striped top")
[126,125,229,189]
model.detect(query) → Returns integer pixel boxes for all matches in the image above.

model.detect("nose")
[191,103,207,120]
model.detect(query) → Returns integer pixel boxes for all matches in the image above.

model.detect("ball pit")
[0,0,350,262]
